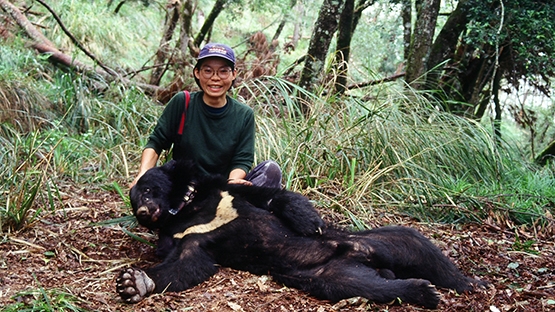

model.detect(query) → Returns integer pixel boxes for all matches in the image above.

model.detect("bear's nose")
[136,206,150,216]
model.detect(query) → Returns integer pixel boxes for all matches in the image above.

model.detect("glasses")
[199,67,233,79]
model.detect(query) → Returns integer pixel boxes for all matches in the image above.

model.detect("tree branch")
[0,0,55,46]
[34,0,118,76]
[346,73,405,90]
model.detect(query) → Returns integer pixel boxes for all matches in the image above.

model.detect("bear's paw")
[116,267,155,303]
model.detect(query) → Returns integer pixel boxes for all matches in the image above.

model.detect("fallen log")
[0,0,161,95]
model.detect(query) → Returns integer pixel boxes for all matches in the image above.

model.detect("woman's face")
[194,57,236,104]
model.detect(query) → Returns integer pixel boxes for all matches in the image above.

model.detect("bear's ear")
[168,159,196,185]
[159,159,177,170]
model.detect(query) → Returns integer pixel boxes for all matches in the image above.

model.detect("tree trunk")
[177,0,196,57]
[298,0,343,115]
[272,0,298,42]
[153,0,197,103]
[288,2,305,49]
[536,140,555,166]
[404,0,441,88]
[467,53,496,117]
[334,0,355,95]
[423,0,470,101]
[426,0,469,71]
[194,0,227,47]
[401,0,411,60]
[149,0,181,86]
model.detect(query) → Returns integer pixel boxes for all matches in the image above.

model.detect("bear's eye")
[144,188,151,194]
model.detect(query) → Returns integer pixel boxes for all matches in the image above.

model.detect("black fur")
[117,160,486,309]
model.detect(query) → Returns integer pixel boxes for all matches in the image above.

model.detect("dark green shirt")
[145,91,255,176]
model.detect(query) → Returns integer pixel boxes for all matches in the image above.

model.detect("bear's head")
[129,160,197,229]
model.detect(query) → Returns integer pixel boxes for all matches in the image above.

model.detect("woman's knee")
[247,160,282,188]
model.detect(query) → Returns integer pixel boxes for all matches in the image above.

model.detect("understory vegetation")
[1,39,553,233]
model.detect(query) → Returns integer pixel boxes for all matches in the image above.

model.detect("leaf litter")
[0,184,554,311]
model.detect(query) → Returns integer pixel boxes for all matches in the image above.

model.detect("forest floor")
[0,183,554,312]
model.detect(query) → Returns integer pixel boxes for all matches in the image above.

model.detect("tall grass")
[0,125,58,232]
[237,77,555,225]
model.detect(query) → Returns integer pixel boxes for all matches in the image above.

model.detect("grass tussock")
[0,45,55,132]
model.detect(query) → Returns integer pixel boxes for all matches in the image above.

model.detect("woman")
[131,43,281,189]
[131,43,282,258]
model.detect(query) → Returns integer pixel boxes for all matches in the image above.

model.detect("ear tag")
[169,208,179,215]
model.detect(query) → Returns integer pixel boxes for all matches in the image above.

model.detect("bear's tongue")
[151,208,161,221]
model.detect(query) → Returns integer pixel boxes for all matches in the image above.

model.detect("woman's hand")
[228,168,250,185]
[227,178,252,186]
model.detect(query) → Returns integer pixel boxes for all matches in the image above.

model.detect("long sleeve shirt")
[145,91,255,177]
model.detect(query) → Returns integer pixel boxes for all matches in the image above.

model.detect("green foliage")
[0,46,157,232]
[3,287,90,312]
[507,4,555,89]
[350,2,405,78]
[0,43,47,81]
[227,0,290,16]
[32,0,163,70]
[0,127,59,232]
[0,44,58,133]
[466,0,555,89]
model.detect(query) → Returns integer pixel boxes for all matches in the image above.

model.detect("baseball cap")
[197,43,235,65]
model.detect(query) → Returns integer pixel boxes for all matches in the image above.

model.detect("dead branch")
[30,42,85,70]
[0,0,160,95]
[34,0,117,76]
[1,0,107,75]
[0,0,55,46]
[346,73,406,90]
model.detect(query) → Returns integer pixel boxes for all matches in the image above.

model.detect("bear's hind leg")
[361,226,487,293]
[273,259,441,309]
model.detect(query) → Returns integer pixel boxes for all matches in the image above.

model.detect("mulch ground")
[1,184,554,311]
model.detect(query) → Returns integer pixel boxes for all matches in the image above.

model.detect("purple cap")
[197,43,235,64]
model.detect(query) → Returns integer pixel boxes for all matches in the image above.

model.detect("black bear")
[117,160,486,309]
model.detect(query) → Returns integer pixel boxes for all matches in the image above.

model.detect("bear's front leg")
[116,267,155,303]
[267,191,325,236]
[117,237,220,303]
[227,184,325,236]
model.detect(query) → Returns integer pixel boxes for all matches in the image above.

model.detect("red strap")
[177,91,190,135]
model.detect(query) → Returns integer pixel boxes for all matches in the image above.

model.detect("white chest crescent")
[173,191,238,239]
